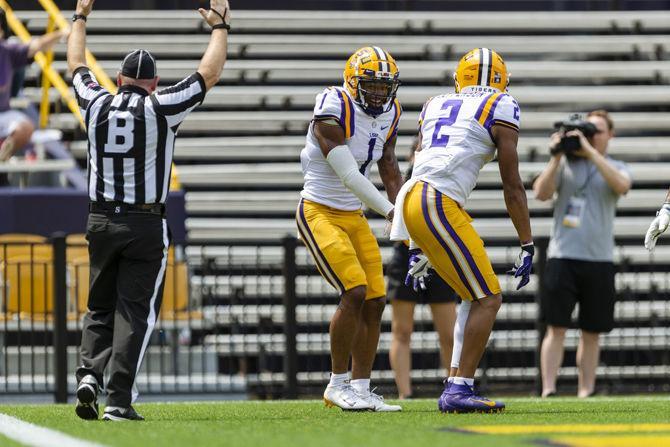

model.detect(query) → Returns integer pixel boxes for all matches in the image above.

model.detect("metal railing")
[1,235,669,402]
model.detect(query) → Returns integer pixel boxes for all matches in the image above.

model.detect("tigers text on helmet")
[454,48,509,93]
[343,46,400,117]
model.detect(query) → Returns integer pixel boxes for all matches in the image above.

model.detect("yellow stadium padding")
[3,255,54,316]
[0,234,51,263]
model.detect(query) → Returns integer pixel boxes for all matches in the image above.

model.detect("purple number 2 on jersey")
[429,99,463,148]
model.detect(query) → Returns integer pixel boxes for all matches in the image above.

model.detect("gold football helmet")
[343,46,400,116]
[454,48,509,93]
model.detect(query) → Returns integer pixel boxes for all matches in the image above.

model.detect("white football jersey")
[413,86,520,206]
[300,86,402,210]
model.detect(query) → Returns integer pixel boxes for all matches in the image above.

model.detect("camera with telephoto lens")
[551,114,598,156]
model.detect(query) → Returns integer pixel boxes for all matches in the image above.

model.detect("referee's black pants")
[75,211,170,408]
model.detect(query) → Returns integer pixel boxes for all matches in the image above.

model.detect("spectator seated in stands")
[0,9,66,164]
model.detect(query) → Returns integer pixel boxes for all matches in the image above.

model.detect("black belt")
[89,201,165,216]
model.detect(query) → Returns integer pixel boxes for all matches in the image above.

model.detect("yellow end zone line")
[461,423,670,435]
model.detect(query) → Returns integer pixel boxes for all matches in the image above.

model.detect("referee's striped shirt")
[72,67,206,204]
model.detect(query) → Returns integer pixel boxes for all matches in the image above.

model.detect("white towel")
[389,177,421,241]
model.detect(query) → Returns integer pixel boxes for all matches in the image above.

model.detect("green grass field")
[1,397,669,447]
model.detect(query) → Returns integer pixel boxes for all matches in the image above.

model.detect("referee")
[68,0,230,421]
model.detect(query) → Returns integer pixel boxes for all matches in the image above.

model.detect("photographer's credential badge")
[563,195,586,228]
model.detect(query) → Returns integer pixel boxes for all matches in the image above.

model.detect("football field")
[0,397,669,447]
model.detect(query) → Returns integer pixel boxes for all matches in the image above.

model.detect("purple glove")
[508,243,534,290]
[405,249,431,292]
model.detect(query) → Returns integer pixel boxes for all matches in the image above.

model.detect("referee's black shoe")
[75,375,100,420]
[102,406,145,422]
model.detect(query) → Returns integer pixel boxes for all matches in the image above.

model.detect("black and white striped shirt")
[73,67,205,204]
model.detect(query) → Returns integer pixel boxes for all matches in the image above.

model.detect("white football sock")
[453,377,475,387]
[450,300,471,370]
[328,372,350,388]
[350,378,370,394]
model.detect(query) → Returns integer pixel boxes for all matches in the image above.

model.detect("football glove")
[405,249,432,292]
[644,203,670,251]
[508,242,534,290]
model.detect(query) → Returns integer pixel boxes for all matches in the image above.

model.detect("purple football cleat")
[438,382,505,413]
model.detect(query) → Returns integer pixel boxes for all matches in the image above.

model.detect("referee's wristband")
[212,22,231,31]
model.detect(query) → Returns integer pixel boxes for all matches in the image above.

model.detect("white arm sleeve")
[326,145,394,217]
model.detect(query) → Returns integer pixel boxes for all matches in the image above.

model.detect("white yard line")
[0,413,108,447]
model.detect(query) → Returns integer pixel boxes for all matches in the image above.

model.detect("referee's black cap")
[120,49,157,80]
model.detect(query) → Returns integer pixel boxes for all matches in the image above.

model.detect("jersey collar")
[118,84,151,96]
[461,85,501,94]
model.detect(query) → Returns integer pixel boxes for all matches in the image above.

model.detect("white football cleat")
[358,389,402,412]
[323,384,374,411]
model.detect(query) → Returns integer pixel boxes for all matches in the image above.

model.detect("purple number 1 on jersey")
[430,99,463,148]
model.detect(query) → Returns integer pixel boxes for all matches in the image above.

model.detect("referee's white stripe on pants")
[131,218,169,403]
[0,412,108,447]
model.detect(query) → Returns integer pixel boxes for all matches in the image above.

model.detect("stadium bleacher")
[5,8,670,398]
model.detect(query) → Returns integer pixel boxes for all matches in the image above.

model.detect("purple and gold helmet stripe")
[484,48,493,86]
[370,46,384,71]
[476,48,483,86]
[421,183,478,299]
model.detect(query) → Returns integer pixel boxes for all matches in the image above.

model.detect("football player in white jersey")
[390,48,533,413]
[297,47,404,411]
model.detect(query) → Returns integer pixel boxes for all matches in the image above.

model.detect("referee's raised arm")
[66,0,92,73]
[196,0,231,91]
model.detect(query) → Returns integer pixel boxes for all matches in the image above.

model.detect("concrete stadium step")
[184,189,667,216]
[203,327,670,356]
[189,272,670,300]
[30,85,670,111]
[0,345,217,377]
[176,162,670,189]
[50,111,670,135]
[23,60,670,84]
[184,244,670,268]
[18,10,670,33]
[191,273,540,298]
[202,301,670,327]
[185,245,520,270]
[184,216,654,241]
[41,34,670,60]
[67,136,670,163]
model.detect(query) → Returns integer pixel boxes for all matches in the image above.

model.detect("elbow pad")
[326,145,394,217]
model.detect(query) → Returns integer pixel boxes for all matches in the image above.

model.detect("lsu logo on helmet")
[454,48,509,93]
[343,46,400,116]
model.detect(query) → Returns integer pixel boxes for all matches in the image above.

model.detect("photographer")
[533,110,632,398]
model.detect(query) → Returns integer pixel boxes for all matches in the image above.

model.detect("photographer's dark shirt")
[547,156,631,262]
